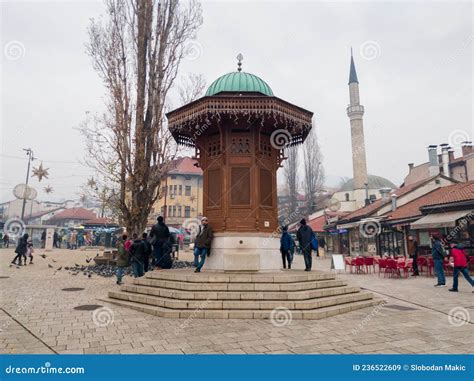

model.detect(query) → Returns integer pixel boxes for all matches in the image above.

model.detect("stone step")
[134,277,347,292]
[121,283,360,301]
[145,270,336,284]
[99,297,382,320]
[107,289,373,311]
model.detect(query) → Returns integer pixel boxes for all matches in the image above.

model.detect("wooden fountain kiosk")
[167,56,313,272]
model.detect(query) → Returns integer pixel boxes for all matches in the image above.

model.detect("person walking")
[53,231,59,248]
[193,217,213,273]
[318,235,326,258]
[130,233,146,278]
[280,226,295,269]
[432,235,446,287]
[141,232,152,272]
[3,233,9,248]
[11,234,29,266]
[41,230,46,249]
[149,216,170,268]
[297,219,314,271]
[407,235,419,276]
[26,238,34,264]
[116,234,130,285]
[449,242,474,292]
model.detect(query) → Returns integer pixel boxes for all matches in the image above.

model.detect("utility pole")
[20,148,34,220]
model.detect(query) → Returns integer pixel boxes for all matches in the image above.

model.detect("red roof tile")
[384,181,474,221]
[308,215,327,232]
[168,157,202,175]
[83,217,117,226]
[47,208,96,222]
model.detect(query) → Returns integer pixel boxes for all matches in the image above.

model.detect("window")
[345,193,350,202]
[185,175,191,181]
[161,186,167,196]
[173,185,177,195]
[168,205,172,216]
[185,186,191,196]
[161,206,165,215]
[179,185,182,195]
[172,206,176,217]
[171,175,176,179]
[178,206,182,217]
[169,185,173,195]
[185,206,191,218]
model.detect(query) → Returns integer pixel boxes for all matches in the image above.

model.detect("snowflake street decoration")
[44,185,53,194]
[31,162,49,182]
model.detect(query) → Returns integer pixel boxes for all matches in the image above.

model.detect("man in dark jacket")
[297,219,314,271]
[11,234,29,266]
[141,232,152,272]
[149,216,170,268]
[194,217,213,273]
[431,235,446,287]
[280,226,294,269]
[130,233,146,278]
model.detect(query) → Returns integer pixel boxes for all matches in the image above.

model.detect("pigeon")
[48,264,53,268]
[85,257,92,263]
[65,267,69,270]
[88,274,92,278]
[57,266,62,271]
[52,259,57,263]
[75,263,80,267]
[40,254,47,259]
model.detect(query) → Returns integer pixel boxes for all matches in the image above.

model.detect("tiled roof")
[47,208,96,222]
[83,217,117,226]
[308,215,327,232]
[342,176,438,221]
[25,207,64,220]
[168,157,202,176]
[385,181,474,221]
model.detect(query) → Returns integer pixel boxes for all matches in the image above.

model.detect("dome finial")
[236,53,243,72]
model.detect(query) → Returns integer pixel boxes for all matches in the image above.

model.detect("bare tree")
[81,0,202,234]
[178,72,206,105]
[303,127,325,215]
[283,145,300,214]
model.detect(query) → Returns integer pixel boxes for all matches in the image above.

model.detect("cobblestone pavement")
[0,248,472,354]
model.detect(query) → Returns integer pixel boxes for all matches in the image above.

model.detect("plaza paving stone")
[0,248,472,354]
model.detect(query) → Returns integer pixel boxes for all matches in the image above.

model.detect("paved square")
[1,248,472,354]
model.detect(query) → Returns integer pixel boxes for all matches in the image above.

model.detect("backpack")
[311,232,318,251]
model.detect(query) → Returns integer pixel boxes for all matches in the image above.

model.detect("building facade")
[149,157,203,228]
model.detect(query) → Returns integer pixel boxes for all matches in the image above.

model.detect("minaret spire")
[349,48,359,84]
[346,49,368,205]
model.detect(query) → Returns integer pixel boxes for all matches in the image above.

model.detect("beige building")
[149,157,203,228]
[404,142,473,185]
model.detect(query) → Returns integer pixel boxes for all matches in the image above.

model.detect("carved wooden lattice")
[259,137,272,157]
[207,139,221,157]
[207,168,221,207]
[260,168,273,207]
[230,137,251,154]
[231,167,250,205]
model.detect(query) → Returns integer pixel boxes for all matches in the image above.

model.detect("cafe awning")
[410,210,473,230]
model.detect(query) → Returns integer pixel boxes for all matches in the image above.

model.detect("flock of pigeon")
[21,253,195,278]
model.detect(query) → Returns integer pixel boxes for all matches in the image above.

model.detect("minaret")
[346,50,368,202]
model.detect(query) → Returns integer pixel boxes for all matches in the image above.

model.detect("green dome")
[205,71,274,96]
[340,175,397,192]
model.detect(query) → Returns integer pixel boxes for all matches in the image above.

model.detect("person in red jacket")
[449,242,474,292]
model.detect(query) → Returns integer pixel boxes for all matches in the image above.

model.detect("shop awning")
[410,210,473,230]
[336,222,359,229]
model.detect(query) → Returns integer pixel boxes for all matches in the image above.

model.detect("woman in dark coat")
[11,234,29,266]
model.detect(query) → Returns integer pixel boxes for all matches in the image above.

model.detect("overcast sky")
[1,0,472,203]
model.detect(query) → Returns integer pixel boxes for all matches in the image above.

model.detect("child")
[26,239,34,264]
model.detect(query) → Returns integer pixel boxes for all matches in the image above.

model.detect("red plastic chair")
[364,257,375,273]
[385,259,400,278]
[417,257,428,275]
[427,258,435,277]
[344,256,353,273]
[352,257,365,273]
[378,259,387,277]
